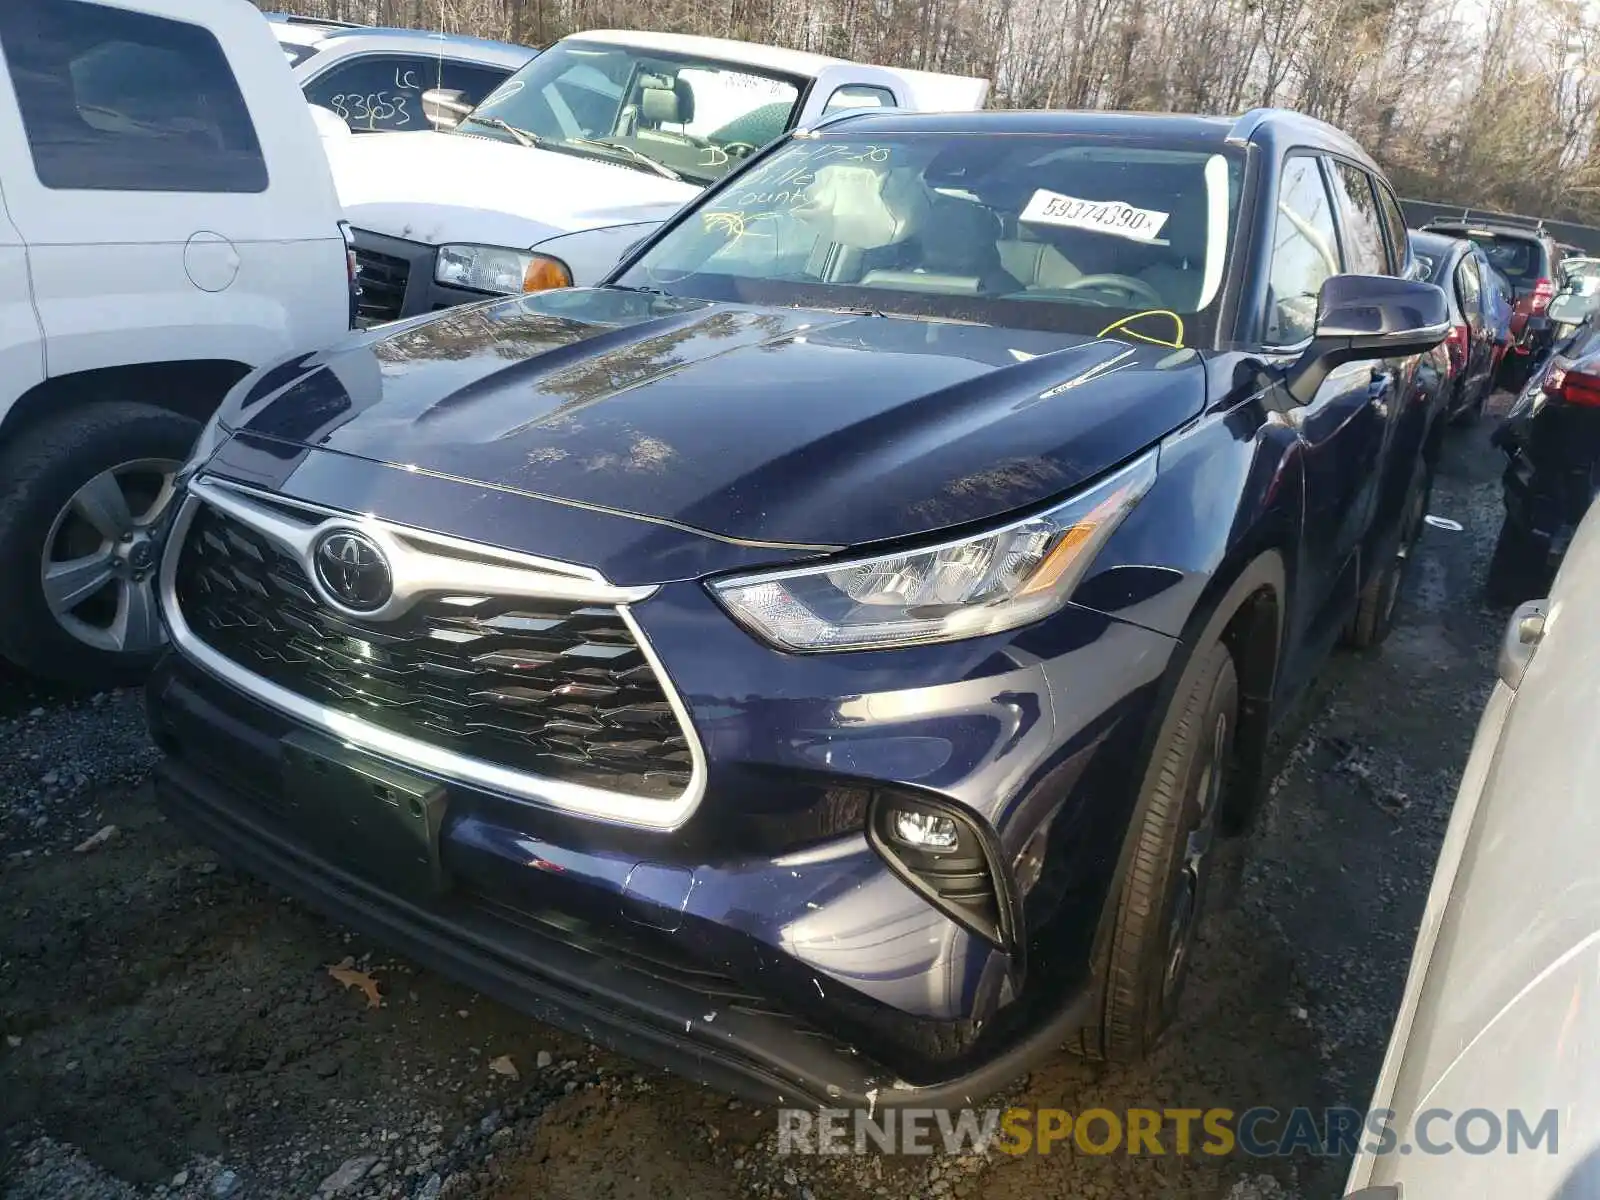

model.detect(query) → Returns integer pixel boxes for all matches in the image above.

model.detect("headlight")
[435,244,572,294]
[711,450,1158,652]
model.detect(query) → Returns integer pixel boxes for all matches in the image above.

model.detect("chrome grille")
[172,503,692,800]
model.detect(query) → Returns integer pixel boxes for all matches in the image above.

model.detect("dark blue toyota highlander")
[148,108,1448,1107]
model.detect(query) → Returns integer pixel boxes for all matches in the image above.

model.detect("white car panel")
[0,186,44,402]
[1349,504,1600,1195]
[324,129,699,250]
[0,0,347,389]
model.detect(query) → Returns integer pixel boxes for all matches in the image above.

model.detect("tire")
[1484,515,1551,608]
[0,402,198,687]
[1077,639,1238,1062]
[1346,462,1432,649]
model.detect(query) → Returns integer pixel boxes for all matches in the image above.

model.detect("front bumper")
[149,654,1106,1107]
[150,463,1181,1103]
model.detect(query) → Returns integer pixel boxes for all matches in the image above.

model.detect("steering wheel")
[1057,274,1164,308]
[721,141,759,159]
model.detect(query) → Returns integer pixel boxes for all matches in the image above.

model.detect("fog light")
[890,808,959,851]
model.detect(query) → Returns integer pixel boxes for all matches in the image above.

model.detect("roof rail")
[272,13,366,27]
[1417,205,1548,234]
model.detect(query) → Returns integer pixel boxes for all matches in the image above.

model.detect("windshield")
[616,132,1243,345]
[455,39,803,184]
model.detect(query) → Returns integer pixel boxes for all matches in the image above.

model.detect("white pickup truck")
[321,29,989,321]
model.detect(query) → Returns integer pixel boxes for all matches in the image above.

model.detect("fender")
[1085,547,1287,994]
[32,238,347,387]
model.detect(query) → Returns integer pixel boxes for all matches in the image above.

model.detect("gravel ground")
[1,414,1511,1200]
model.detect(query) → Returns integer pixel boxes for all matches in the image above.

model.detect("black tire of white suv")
[0,402,198,686]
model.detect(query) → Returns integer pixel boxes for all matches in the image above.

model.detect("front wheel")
[0,402,197,686]
[1078,639,1238,1061]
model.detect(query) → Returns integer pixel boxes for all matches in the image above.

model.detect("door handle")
[1369,368,1394,417]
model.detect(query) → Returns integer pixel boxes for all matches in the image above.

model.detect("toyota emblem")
[314,530,392,612]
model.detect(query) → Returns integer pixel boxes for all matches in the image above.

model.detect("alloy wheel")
[1163,708,1229,999]
[40,458,181,655]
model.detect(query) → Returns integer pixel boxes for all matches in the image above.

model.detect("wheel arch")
[1083,546,1287,999]
[0,360,250,443]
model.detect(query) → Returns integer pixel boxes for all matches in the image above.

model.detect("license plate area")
[281,731,449,898]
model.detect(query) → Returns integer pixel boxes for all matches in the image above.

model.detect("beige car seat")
[997,231,1084,290]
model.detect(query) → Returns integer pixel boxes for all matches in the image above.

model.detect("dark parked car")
[1409,229,1503,422]
[148,108,1448,1105]
[1488,290,1600,603]
[1482,260,1516,369]
[1422,218,1565,386]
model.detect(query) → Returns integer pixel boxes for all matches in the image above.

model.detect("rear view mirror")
[422,88,472,131]
[1286,274,1450,404]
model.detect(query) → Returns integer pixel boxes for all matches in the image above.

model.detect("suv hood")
[224,289,1206,549]
[324,131,701,248]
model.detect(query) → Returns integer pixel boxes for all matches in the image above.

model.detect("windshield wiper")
[826,305,990,326]
[567,137,683,181]
[460,114,541,148]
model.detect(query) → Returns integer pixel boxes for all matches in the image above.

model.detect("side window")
[1264,155,1342,346]
[822,84,897,115]
[1459,257,1478,316]
[1328,162,1389,275]
[437,61,511,111]
[1374,181,1410,273]
[303,55,453,132]
[0,0,266,193]
[1456,256,1482,318]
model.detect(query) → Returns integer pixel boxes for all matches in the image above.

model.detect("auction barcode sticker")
[1021,190,1170,243]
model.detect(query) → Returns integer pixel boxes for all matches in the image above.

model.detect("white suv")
[0,0,354,686]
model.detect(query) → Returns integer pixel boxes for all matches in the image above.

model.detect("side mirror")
[421,88,472,131]
[308,104,351,138]
[1286,274,1450,404]
[1548,290,1600,326]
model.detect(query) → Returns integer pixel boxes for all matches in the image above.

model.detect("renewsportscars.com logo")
[775,1106,1560,1159]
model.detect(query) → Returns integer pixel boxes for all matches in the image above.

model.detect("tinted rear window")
[1474,235,1547,287]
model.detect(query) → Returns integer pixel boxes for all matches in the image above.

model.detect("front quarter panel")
[630,579,1180,1021]
[1070,355,1300,641]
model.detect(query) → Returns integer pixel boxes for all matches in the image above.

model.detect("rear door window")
[1455,255,1482,319]
[0,0,266,192]
[1374,181,1409,273]
[1476,236,1541,288]
[1327,161,1389,275]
